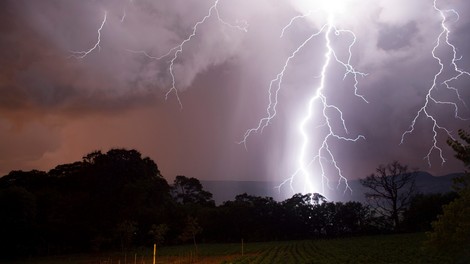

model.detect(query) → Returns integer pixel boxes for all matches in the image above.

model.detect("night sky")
[1,0,469,200]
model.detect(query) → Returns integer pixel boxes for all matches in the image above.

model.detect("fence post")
[153,243,156,264]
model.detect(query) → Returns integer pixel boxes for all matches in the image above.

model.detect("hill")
[201,172,461,204]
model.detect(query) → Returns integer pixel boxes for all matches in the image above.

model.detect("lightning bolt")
[401,0,470,167]
[64,0,468,197]
[121,0,135,23]
[68,0,247,109]
[241,7,366,196]
[121,8,126,23]
[69,11,107,59]
[128,0,248,109]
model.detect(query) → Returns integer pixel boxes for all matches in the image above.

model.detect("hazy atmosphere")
[1,0,469,200]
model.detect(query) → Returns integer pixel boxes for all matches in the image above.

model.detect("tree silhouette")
[149,224,169,246]
[0,186,37,256]
[171,175,214,206]
[2,148,445,259]
[179,216,202,252]
[0,148,173,256]
[116,220,138,252]
[360,161,416,230]
[426,129,470,261]
[403,192,457,232]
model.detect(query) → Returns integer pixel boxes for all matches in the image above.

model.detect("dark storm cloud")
[0,0,469,200]
[0,0,159,114]
[0,0,259,112]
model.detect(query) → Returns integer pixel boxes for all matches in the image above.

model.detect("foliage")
[447,129,470,166]
[149,223,169,246]
[116,220,138,251]
[426,191,470,261]
[0,186,37,255]
[214,193,378,242]
[360,161,416,230]
[171,175,215,206]
[178,216,203,251]
[425,128,470,262]
[0,149,456,260]
[0,149,172,257]
[402,192,457,232]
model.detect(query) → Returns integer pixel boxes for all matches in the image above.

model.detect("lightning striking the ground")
[401,0,470,167]
[241,4,367,196]
[60,0,469,199]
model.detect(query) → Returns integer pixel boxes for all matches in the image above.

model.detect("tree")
[448,129,470,165]
[116,220,138,252]
[333,201,373,235]
[426,129,470,261]
[402,192,457,232]
[0,148,173,256]
[281,193,317,238]
[219,193,283,241]
[0,186,37,257]
[179,216,202,252]
[149,224,169,246]
[447,128,470,192]
[360,161,416,230]
[171,176,214,206]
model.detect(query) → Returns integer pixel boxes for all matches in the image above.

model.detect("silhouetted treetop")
[447,128,470,167]
[171,175,214,206]
[360,161,416,230]
[0,148,172,256]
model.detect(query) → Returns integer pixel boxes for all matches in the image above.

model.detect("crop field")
[6,233,456,264]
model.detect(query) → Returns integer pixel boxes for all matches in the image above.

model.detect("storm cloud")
[1,0,469,200]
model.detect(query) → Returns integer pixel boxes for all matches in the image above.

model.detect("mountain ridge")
[201,172,462,204]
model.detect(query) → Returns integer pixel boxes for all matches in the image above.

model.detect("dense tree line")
[0,149,458,259]
[0,149,174,257]
[425,128,470,261]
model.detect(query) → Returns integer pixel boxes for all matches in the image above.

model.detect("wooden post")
[153,243,156,264]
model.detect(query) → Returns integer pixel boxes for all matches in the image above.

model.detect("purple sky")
[1,0,469,199]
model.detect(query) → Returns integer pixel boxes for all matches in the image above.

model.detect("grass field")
[6,233,457,264]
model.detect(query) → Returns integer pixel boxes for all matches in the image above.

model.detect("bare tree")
[360,161,416,230]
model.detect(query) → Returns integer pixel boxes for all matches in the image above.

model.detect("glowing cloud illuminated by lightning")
[33,0,468,201]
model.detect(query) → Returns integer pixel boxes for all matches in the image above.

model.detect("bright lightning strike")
[241,5,366,197]
[69,11,107,59]
[63,0,468,199]
[401,0,470,167]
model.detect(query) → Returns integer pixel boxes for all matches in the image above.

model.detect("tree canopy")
[0,148,458,260]
[426,128,470,261]
[0,149,172,256]
[171,175,215,206]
